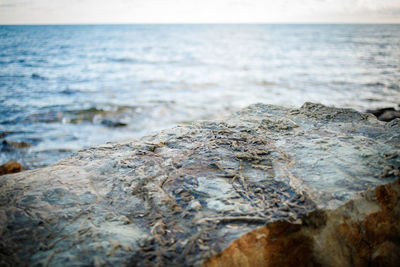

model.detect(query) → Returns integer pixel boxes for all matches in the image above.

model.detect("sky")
[0,0,399,24]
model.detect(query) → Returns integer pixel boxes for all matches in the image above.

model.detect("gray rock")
[366,107,400,122]
[379,110,400,122]
[0,103,399,266]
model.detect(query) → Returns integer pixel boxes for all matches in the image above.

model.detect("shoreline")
[2,103,400,174]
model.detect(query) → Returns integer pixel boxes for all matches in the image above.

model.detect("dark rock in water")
[1,140,31,152]
[0,103,399,266]
[66,106,132,125]
[367,107,395,117]
[367,107,400,122]
[101,119,128,127]
[0,131,9,138]
[31,73,46,80]
[379,110,400,122]
[60,88,79,95]
[0,161,22,175]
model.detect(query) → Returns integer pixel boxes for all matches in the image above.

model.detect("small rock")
[0,131,10,138]
[0,161,23,176]
[31,73,45,80]
[367,107,395,117]
[379,110,400,122]
[101,119,127,128]
[366,107,400,122]
[1,140,31,152]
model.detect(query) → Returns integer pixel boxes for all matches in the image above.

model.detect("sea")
[1,24,400,169]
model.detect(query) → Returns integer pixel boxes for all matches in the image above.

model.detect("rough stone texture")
[0,103,399,266]
[204,180,400,267]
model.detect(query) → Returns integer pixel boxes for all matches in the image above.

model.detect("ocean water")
[1,24,400,169]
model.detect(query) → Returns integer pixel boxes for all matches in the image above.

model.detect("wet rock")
[379,110,400,122]
[0,161,22,175]
[67,106,133,125]
[204,180,400,267]
[101,119,128,128]
[0,103,399,266]
[0,131,10,138]
[367,107,400,122]
[31,73,46,80]
[367,107,396,117]
[1,140,31,152]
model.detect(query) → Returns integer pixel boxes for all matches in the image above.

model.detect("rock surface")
[0,103,399,266]
[0,161,22,176]
[204,180,400,267]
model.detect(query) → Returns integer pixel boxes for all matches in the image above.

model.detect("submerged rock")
[101,119,128,128]
[1,140,31,152]
[0,103,399,266]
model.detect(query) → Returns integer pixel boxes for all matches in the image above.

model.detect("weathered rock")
[204,180,400,267]
[0,161,22,176]
[366,107,400,122]
[379,110,400,122]
[367,107,396,118]
[0,103,399,266]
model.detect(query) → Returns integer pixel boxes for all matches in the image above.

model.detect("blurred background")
[1,2,400,170]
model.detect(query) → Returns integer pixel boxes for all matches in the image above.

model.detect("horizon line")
[1,22,400,26]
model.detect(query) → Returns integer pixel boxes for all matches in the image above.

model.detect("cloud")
[0,0,399,24]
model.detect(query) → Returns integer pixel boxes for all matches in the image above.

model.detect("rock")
[366,107,400,122]
[1,140,31,152]
[379,110,400,122]
[0,103,399,266]
[0,131,10,138]
[101,119,128,127]
[204,180,400,267]
[0,161,22,175]
[31,73,46,80]
[367,107,396,117]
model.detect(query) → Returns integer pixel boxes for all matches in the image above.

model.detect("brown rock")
[203,221,313,267]
[203,180,400,267]
[0,161,22,175]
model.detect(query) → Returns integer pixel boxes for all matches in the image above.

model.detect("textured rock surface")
[0,103,399,266]
[204,180,400,267]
